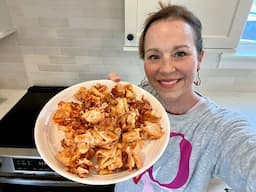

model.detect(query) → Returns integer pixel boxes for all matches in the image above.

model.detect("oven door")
[0,148,114,191]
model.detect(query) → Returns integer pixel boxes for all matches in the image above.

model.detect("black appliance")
[0,86,114,191]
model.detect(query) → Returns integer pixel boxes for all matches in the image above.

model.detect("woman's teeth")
[160,80,178,85]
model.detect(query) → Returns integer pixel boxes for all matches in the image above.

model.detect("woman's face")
[144,19,203,103]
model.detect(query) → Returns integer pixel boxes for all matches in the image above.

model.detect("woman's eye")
[147,55,160,60]
[174,51,186,58]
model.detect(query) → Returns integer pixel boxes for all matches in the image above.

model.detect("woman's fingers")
[108,72,121,82]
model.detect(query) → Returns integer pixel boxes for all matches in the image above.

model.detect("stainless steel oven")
[0,86,114,191]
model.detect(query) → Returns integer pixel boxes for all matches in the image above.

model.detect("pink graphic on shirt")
[133,132,192,190]
[141,172,155,192]
[140,172,174,192]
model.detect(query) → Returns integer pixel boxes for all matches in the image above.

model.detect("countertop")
[1,88,256,192]
[1,89,255,126]
[0,89,26,119]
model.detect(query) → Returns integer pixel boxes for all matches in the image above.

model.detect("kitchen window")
[219,0,256,68]
[238,0,256,54]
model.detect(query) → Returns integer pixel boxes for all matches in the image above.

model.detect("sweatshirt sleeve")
[212,110,256,192]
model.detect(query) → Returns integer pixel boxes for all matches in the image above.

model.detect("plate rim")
[34,79,170,185]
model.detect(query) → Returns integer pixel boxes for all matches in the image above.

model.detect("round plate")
[34,80,170,185]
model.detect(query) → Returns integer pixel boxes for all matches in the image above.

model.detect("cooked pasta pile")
[52,83,164,178]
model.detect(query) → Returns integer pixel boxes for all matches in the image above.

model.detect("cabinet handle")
[127,33,134,41]
[224,188,233,192]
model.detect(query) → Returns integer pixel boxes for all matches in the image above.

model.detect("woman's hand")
[108,72,121,82]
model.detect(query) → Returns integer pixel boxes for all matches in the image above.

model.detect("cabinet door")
[124,0,253,51]
[0,0,15,39]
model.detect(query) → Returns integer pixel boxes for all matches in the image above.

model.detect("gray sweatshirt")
[115,90,256,192]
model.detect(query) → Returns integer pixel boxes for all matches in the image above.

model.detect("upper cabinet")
[0,0,15,40]
[124,0,253,51]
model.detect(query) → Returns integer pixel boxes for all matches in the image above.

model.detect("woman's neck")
[160,92,201,115]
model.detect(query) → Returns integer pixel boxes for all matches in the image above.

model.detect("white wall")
[0,0,256,93]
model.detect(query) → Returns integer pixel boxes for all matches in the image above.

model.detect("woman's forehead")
[147,19,193,34]
[145,19,195,48]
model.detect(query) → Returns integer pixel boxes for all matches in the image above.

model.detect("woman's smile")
[158,78,180,88]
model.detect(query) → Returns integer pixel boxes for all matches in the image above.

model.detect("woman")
[109,3,256,192]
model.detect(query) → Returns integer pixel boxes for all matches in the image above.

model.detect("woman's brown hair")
[139,2,203,59]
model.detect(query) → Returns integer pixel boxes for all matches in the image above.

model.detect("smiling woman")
[113,3,256,192]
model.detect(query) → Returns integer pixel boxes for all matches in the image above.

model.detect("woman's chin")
[158,91,180,103]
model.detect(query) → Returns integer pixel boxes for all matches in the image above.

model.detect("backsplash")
[1,0,256,92]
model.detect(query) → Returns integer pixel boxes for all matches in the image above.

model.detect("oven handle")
[0,177,85,187]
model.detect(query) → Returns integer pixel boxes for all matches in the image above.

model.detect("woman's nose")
[159,57,176,74]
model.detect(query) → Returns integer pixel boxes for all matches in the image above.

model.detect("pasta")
[52,82,164,178]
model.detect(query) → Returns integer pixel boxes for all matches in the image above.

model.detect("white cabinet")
[0,0,15,39]
[124,0,253,51]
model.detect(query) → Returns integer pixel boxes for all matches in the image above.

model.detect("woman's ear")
[197,50,204,71]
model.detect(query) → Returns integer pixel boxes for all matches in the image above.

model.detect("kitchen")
[0,0,256,191]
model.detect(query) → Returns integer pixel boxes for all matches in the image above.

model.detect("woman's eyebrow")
[145,48,159,53]
[145,45,191,53]
[173,45,191,50]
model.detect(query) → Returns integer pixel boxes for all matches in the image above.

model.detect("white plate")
[34,80,170,185]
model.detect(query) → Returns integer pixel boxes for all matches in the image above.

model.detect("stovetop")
[0,86,66,148]
[0,86,116,189]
